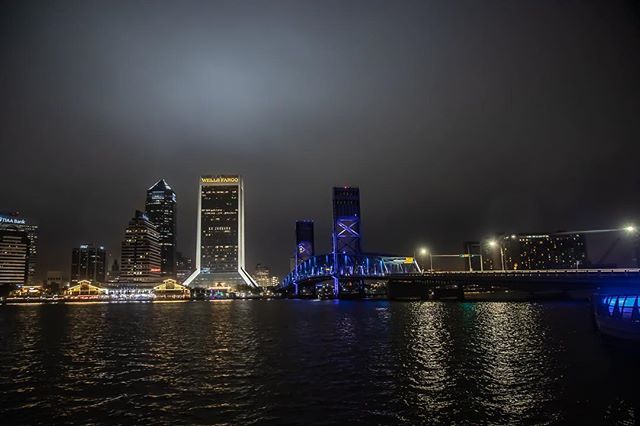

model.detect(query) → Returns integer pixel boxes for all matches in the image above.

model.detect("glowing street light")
[624,225,637,234]
[415,247,433,272]
[487,239,505,270]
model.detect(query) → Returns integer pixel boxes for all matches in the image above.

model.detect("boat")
[593,292,640,341]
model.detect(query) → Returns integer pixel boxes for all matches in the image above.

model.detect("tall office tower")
[295,220,314,265]
[0,228,29,287]
[71,244,107,283]
[254,263,271,288]
[332,187,361,255]
[145,179,177,278]
[119,210,162,284]
[0,212,38,284]
[183,175,256,293]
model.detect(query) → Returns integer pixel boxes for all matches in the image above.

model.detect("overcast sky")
[2,0,640,278]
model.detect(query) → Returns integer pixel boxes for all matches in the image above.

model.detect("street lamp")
[416,247,432,272]
[487,239,505,271]
[624,225,637,234]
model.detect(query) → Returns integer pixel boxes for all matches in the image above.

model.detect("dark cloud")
[2,0,640,277]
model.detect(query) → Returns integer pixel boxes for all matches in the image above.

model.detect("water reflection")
[469,303,559,423]
[0,300,637,424]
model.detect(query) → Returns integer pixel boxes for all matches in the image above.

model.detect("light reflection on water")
[0,300,638,424]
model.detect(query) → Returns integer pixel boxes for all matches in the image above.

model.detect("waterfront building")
[483,232,588,270]
[71,244,107,284]
[0,228,29,287]
[145,179,177,278]
[0,212,38,284]
[119,210,162,284]
[295,220,314,265]
[332,187,361,255]
[183,175,256,294]
[152,278,190,299]
[65,279,107,297]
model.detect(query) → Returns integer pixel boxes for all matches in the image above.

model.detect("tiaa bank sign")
[0,215,26,225]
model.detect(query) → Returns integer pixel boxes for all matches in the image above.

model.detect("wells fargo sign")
[200,176,240,184]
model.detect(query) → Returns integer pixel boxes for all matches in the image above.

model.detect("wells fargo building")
[184,175,256,294]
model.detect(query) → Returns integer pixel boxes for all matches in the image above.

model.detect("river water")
[0,300,638,425]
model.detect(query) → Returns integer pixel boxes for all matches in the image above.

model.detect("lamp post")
[488,239,505,271]
[415,247,431,273]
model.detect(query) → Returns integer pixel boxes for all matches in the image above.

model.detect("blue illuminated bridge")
[282,258,640,300]
[282,186,640,300]
[282,253,421,298]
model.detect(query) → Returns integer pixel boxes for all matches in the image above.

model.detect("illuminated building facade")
[0,212,38,284]
[484,233,588,270]
[0,228,29,286]
[120,210,162,284]
[332,187,361,255]
[71,244,107,284]
[183,175,256,293]
[145,179,177,278]
[253,264,279,294]
[254,263,271,288]
[295,220,314,265]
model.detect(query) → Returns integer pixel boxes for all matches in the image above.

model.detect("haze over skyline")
[2,1,640,277]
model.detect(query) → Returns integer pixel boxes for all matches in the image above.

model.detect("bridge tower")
[294,220,314,296]
[332,187,362,297]
[295,220,315,265]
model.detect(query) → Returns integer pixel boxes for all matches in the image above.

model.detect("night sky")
[2,1,640,278]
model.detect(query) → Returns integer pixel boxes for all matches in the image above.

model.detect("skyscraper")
[0,212,38,284]
[145,179,177,278]
[183,175,256,294]
[120,210,162,284]
[71,244,107,283]
[332,187,361,255]
[295,220,314,265]
[0,228,29,287]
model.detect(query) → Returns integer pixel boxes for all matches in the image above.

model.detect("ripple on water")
[0,300,637,424]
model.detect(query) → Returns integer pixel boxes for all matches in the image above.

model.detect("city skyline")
[2,2,640,424]
[3,174,640,281]
[2,1,640,278]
